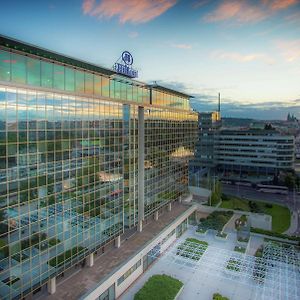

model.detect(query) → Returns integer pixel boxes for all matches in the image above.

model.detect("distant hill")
[222,117,254,127]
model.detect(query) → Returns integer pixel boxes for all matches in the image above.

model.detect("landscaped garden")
[197,211,233,232]
[234,246,246,253]
[134,274,183,300]
[176,238,208,261]
[226,258,241,272]
[48,246,86,267]
[213,293,230,300]
[220,196,291,233]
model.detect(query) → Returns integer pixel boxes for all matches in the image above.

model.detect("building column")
[137,106,145,232]
[137,220,143,232]
[47,277,56,295]
[168,202,172,212]
[154,211,159,221]
[87,253,94,267]
[179,195,182,203]
[115,235,121,248]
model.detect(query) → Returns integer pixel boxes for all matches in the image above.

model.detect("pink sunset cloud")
[82,0,177,24]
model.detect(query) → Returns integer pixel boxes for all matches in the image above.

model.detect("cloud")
[276,39,300,62]
[82,0,177,24]
[171,43,192,49]
[203,1,267,23]
[128,31,139,38]
[212,50,275,64]
[203,0,299,23]
[265,0,298,10]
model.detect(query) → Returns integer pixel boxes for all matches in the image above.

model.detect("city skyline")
[0,0,299,119]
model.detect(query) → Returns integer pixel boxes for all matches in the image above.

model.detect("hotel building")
[0,35,198,299]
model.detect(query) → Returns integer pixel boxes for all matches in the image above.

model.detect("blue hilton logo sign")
[113,51,138,78]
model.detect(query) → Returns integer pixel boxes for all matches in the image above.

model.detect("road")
[222,183,300,235]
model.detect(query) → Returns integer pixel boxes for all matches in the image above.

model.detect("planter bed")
[215,232,228,240]
[234,246,246,253]
[176,238,208,261]
[226,258,241,272]
[134,274,183,300]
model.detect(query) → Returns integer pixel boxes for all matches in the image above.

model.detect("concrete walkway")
[284,210,298,235]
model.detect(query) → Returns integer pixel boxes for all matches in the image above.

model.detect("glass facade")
[0,49,190,111]
[0,42,197,300]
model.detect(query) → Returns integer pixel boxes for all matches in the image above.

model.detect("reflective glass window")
[132,85,137,102]
[11,53,26,84]
[114,81,121,99]
[137,87,143,103]
[94,75,102,95]
[120,82,127,100]
[27,57,40,86]
[126,84,132,101]
[41,61,53,88]
[109,79,115,98]
[65,67,75,92]
[102,76,109,97]
[53,64,65,90]
[84,72,94,94]
[0,50,11,81]
[75,70,84,93]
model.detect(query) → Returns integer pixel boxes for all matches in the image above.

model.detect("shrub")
[134,275,183,300]
[213,293,229,300]
[48,246,85,267]
[250,227,300,244]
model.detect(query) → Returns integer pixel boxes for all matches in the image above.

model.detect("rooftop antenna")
[218,93,221,112]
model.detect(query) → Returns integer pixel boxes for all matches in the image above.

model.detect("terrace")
[38,201,194,300]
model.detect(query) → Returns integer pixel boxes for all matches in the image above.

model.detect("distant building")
[215,129,294,174]
[192,114,295,176]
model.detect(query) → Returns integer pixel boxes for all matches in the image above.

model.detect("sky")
[0,0,300,119]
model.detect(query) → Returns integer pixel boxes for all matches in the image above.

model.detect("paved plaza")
[120,227,300,300]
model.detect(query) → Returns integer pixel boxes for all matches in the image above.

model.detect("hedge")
[250,227,300,244]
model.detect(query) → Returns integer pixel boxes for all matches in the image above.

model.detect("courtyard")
[120,227,300,300]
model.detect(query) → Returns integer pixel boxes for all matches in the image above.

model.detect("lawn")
[220,197,290,233]
[134,274,183,300]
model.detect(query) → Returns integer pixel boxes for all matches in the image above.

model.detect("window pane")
[109,79,115,98]
[41,61,53,88]
[11,53,26,84]
[0,50,11,81]
[27,57,40,86]
[137,87,143,103]
[65,67,75,92]
[126,84,132,101]
[114,81,121,99]
[94,75,102,95]
[120,82,126,100]
[102,76,109,97]
[75,70,84,93]
[84,72,93,94]
[53,64,64,90]
[132,85,137,101]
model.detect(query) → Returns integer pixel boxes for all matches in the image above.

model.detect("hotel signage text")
[113,51,138,78]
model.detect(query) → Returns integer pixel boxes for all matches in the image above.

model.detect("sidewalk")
[284,211,298,235]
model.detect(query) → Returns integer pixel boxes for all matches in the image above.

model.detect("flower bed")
[134,274,183,300]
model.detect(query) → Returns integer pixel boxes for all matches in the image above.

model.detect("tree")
[284,174,295,190]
